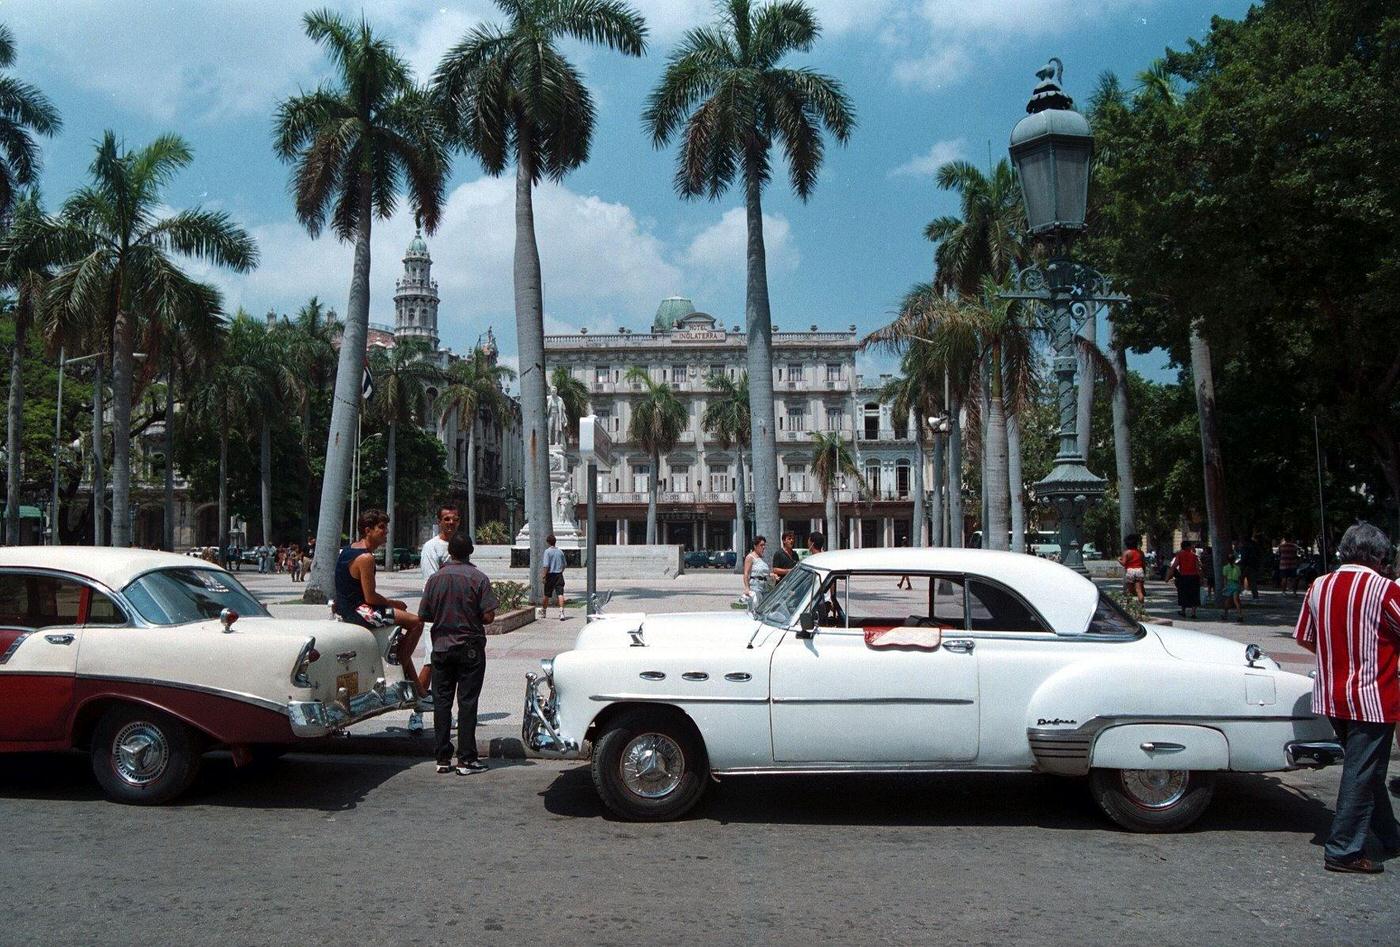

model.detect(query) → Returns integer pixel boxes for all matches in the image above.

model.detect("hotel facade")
[548,297,927,551]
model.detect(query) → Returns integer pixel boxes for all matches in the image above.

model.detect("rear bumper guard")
[1286,740,1344,769]
[523,672,581,757]
[287,679,417,737]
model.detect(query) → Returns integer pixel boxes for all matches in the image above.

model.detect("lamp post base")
[1036,458,1106,575]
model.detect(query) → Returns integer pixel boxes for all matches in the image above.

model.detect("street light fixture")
[1002,59,1127,575]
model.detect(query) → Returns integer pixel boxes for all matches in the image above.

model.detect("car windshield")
[122,567,269,626]
[755,566,819,626]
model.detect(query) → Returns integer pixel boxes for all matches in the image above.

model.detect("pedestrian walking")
[771,530,799,581]
[332,509,427,699]
[1278,534,1301,594]
[1221,554,1244,623]
[1166,539,1201,619]
[409,504,461,733]
[289,543,303,582]
[541,533,567,620]
[1120,534,1146,606]
[1294,522,1400,874]
[1240,534,1262,600]
[418,531,497,776]
[741,535,770,606]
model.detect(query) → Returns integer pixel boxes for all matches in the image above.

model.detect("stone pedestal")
[514,445,581,549]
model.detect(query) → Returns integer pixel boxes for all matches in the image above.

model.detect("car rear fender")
[1090,723,1229,771]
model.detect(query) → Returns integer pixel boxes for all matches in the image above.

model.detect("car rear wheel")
[91,705,202,805]
[1089,767,1215,832]
[591,709,708,821]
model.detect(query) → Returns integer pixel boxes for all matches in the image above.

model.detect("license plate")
[336,672,360,697]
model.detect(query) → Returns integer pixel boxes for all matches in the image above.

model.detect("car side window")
[966,578,1050,633]
[0,573,25,626]
[0,573,126,628]
[821,573,966,630]
[85,589,127,625]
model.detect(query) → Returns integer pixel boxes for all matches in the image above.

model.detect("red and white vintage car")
[0,547,416,803]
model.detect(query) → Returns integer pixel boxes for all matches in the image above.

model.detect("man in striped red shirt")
[1295,522,1400,873]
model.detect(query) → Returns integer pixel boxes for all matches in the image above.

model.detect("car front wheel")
[1089,767,1216,832]
[91,705,203,805]
[591,709,708,821]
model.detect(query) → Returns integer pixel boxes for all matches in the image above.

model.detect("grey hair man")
[1294,521,1400,874]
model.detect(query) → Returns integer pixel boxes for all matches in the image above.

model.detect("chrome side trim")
[724,672,752,683]
[0,632,30,664]
[681,672,709,682]
[714,763,1027,776]
[639,671,666,682]
[589,694,768,704]
[1027,713,1318,776]
[81,673,288,715]
[772,697,974,706]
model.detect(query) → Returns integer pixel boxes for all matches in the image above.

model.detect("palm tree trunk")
[911,415,926,547]
[385,419,397,572]
[1076,305,1097,459]
[743,174,780,561]
[163,359,176,550]
[930,430,945,547]
[466,420,477,538]
[947,392,963,547]
[259,419,273,547]
[985,346,1010,551]
[4,314,25,545]
[733,447,747,573]
[218,425,229,560]
[825,489,837,552]
[92,355,106,546]
[1008,410,1025,553]
[1190,322,1227,598]
[1108,316,1135,541]
[646,448,659,544]
[110,306,135,547]
[515,140,552,605]
[304,173,373,603]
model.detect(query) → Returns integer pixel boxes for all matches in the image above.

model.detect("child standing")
[1221,555,1244,623]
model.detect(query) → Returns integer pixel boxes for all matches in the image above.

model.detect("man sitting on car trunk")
[417,531,498,775]
[333,509,427,699]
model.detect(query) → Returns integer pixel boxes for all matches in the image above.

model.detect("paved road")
[1,750,1396,945]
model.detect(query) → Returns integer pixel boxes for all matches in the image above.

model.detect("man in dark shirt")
[771,530,799,581]
[417,531,498,775]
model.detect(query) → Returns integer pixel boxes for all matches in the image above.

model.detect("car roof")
[0,546,222,591]
[800,547,1099,634]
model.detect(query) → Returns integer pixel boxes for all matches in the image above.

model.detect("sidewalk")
[238,565,1313,759]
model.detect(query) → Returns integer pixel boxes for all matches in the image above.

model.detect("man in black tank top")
[334,509,428,698]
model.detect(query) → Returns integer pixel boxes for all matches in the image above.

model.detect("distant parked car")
[683,549,711,568]
[709,550,737,569]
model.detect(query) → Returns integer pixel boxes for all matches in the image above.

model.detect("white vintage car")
[0,547,417,803]
[524,549,1341,831]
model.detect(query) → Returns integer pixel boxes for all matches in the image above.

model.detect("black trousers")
[1325,717,1400,862]
[432,641,486,765]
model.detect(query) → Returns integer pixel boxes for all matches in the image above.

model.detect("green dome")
[653,296,696,330]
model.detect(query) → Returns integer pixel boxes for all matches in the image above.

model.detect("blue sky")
[7,0,1254,383]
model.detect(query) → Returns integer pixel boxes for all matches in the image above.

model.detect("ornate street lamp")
[1004,59,1127,574]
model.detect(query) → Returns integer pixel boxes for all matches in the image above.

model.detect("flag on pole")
[361,357,375,402]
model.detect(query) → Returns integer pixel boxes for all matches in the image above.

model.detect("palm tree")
[624,366,686,543]
[809,430,865,547]
[550,366,589,443]
[865,283,981,547]
[924,160,1024,296]
[44,131,257,548]
[435,0,646,604]
[2,192,58,545]
[701,371,749,568]
[281,297,340,540]
[189,312,262,559]
[0,25,60,216]
[440,348,515,537]
[878,349,943,546]
[366,338,443,570]
[276,10,446,600]
[644,0,854,558]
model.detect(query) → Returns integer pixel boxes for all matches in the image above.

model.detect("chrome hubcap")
[113,722,170,786]
[619,733,684,799]
[1119,769,1189,809]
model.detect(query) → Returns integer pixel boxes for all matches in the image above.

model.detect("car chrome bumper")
[287,679,418,737]
[1286,740,1344,769]
[523,671,581,757]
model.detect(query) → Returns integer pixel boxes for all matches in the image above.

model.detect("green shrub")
[1107,589,1150,623]
[494,579,528,612]
[476,520,510,544]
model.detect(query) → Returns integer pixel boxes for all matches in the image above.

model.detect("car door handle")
[943,639,975,654]
[45,634,75,645]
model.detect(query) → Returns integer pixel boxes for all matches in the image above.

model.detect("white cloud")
[683,207,798,274]
[888,137,966,178]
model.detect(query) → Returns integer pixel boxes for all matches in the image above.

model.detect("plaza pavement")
[232,562,1317,759]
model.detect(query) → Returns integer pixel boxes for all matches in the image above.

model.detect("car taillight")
[291,637,319,688]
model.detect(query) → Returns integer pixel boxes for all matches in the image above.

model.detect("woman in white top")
[742,535,770,605]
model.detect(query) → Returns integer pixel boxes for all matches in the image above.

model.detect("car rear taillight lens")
[291,637,319,688]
